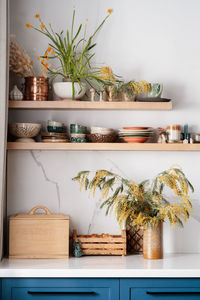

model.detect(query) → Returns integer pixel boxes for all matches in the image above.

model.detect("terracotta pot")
[143,222,163,259]
[25,76,49,101]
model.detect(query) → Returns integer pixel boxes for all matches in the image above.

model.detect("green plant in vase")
[73,166,194,259]
[26,9,112,99]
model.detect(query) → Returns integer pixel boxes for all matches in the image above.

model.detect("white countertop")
[0,254,200,278]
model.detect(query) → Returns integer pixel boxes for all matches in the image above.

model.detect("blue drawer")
[2,279,119,300]
[120,279,200,300]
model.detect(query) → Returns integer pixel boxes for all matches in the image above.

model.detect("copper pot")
[143,222,163,259]
[25,76,49,101]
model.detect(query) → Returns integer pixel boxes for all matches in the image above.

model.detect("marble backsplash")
[7,149,200,253]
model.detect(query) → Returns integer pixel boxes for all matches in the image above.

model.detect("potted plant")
[103,76,152,101]
[73,166,194,259]
[26,9,112,100]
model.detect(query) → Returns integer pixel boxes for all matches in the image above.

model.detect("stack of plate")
[41,132,69,143]
[118,127,153,143]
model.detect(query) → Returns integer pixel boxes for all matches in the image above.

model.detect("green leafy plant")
[26,9,112,99]
[73,166,194,229]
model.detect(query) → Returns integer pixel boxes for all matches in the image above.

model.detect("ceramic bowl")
[53,82,86,99]
[87,133,117,143]
[9,123,41,138]
[47,120,64,127]
[47,125,66,133]
[70,124,87,134]
[90,127,114,135]
[70,137,87,143]
[70,133,86,138]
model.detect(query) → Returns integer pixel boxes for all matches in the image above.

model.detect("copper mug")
[25,76,49,101]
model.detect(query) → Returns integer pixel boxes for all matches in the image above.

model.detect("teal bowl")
[70,124,87,134]
[47,125,66,133]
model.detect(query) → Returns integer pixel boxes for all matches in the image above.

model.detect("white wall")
[8,0,200,253]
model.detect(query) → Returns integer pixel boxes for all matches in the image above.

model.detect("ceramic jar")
[143,222,163,259]
[166,125,181,143]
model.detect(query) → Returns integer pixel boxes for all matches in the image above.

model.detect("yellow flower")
[107,9,113,14]
[47,46,51,53]
[37,57,40,61]
[26,23,32,29]
[51,51,55,55]
[34,14,40,19]
[40,23,45,31]
[44,63,49,68]
[41,59,45,64]
[100,66,115,82]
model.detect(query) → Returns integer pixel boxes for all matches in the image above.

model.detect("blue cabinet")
[3,278,200,300]
[2,279,119,300]
[120,279,200,300]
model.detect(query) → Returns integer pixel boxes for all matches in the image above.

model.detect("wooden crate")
[73,230,126,256]
[9,206,69,258]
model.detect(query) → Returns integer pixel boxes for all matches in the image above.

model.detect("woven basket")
[126,225,143,254]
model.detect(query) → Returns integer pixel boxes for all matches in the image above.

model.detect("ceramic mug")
[147,83,163,98]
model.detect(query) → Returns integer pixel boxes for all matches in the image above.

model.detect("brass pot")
[143,222,163,259]
[25,76,49,101]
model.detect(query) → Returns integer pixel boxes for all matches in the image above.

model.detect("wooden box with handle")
[9,206,69,258]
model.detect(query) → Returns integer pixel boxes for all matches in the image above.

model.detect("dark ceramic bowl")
[87,133,118,143]
[47,125,66,133]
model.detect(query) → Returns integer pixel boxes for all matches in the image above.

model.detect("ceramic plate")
[122,127,150,130]
[136,97,171,102]
[121,137,149,143]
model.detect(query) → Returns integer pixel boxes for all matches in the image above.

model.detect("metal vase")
[25,76,49,101]
[143,222,163,259]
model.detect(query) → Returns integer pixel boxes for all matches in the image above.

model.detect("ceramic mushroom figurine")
[90,88,96,102]
[99,91,104,102]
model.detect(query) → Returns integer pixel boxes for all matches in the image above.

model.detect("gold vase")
[143,222,163,259]
[25,76,49,101]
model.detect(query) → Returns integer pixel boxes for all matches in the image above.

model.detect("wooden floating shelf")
[8,100,172,111]
[7,142,200,151]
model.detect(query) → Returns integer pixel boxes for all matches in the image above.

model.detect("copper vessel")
[25,76,49,101]
[143,222,163,259]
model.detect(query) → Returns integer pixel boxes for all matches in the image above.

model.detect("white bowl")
[9,123,42,138]
[90,126,115,135]
[53,82,86,100]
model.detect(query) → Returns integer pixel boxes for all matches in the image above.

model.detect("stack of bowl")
[70,124,87,143]
[41,121,69,143]
[118,127,153,143]
[47,121,66,133]
[87,127,117,143]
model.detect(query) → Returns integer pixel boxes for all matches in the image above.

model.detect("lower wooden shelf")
[7,142,200,151]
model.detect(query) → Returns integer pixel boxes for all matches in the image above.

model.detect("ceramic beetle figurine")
[74,240,82,257]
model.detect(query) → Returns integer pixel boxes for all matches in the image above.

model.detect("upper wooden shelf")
[8,100,172,111]
[7,142,200,151]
